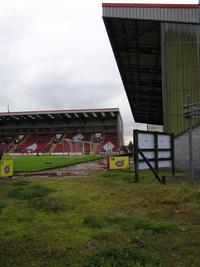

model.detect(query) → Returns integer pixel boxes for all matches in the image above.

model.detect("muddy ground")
[15,160,106,178]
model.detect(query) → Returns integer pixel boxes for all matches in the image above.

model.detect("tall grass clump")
[0,201,6,210]
[28,196,75,212]
[108,216,178,234]
[83,216,105,229]
[8,185,54,200]
[12,179,31,187]
[82,245,160,267]
[183,192,200,203]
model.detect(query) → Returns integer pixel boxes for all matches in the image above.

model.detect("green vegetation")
[0,201,6,210]
[3,155,103,172]
[11,179,31,186]
[28,196,75,213]
[0,170,200,266]
[8,185,54,200]
[82,245,160,267]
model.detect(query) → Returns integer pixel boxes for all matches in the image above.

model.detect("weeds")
[102,170,133,181]
[11,179,31,187]
[94,231,130,245]
[161,199,179,205]
[1,170,200,266]
[108,216,178,234]
[83,215,177,234]
[17,214,34,222]
[0,236,71,267]
[0,201,6,210]
[83,216,105,229]
[183,192,200,203]
[8,185,54,200]
[81,245,160,267]
[28,196,75,212]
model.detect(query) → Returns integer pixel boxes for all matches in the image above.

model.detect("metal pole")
[82,141,85,155]
[187,95,194,184]
[171,133,175,176]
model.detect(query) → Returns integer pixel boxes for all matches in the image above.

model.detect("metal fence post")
[133,130,139,182]
[187,95,194,184]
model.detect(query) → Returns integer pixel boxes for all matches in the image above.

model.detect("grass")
[3,154,103,172]
[82,245,161,267]
[28,196,75,212]
[106,216,179,234]
[8,185,54,199]
[0,170,200,266]
[11,179,31,186]
[83,216,106,229]
[0,201,6,210]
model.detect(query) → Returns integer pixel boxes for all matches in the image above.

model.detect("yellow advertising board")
[109,156,130,170]
[0,160,13,177]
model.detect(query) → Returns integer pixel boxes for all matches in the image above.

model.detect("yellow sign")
[0,160,13,177]
[109,156,130,170]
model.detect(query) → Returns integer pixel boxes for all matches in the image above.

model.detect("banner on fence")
[0,160,13,177]
[109,156,130,170]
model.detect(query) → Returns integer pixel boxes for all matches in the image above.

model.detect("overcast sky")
[0,0,197,143]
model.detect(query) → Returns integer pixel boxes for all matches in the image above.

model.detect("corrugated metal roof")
[0,108,120,123]
[102,4,200,24]
[0,108,119,117]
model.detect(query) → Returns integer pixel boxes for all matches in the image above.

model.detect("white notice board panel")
[139,151,155,160]
[135,130,174,171]
[159,161,171,168]
[158,134,171,149]
[138,133,154,149]
[158,151,171,159]
[139,161,155,170]
[134,130,175,182]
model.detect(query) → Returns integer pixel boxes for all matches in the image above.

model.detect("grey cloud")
[0,0,146,143]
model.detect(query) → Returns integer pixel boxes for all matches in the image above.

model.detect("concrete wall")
[175,125,200,171]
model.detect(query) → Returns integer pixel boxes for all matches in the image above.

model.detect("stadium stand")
[0,109,123,155]
[0,132,119,154]
[0,136,15,153]
[96,133,118,154]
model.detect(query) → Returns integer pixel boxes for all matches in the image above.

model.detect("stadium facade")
[102,3,200,135]
[0,108,123,155]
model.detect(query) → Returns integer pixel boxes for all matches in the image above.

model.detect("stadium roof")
[103,3,200,125]
[0,108,120,122]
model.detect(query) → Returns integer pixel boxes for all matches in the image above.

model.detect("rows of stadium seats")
[10,134,52,154]
[96,133,118,153]
[17,135,37,153]
[0,137,16,153]
[54,133,93,154]
[36,134,54,153]
[0,132,118,154]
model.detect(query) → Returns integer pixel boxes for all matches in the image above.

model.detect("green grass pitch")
[3,155,103,172]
